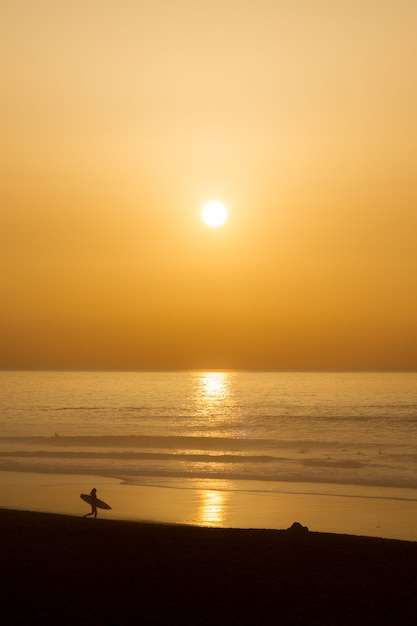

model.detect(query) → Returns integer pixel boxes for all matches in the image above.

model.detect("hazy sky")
[1,0,416,370]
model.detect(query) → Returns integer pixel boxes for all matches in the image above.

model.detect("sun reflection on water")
[193,372,232,418]
[200,372,230,401]
[189,371,243,436]
[197,490,225,526]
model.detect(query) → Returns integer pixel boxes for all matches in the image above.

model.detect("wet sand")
[2,470,417,542]
[1,508,416,625]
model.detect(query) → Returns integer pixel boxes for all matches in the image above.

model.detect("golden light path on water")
[193,373,233,526]
[198,490,225,526]
[192,371,238,429]
[199,371,230,402]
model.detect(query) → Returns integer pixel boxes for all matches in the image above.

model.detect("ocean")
[1,370,416,491]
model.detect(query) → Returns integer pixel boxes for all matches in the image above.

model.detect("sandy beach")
[1,508,417,625]
[1,470,417,542]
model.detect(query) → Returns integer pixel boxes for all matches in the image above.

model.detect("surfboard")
[80,493,112,510]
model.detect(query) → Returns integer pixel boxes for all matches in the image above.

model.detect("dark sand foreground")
[1,509,416,625]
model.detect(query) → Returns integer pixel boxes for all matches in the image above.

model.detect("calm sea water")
[0,371,416,491]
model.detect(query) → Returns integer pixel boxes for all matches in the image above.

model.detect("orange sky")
[1,0,416,370]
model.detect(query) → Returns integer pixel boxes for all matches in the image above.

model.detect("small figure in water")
[84,488,98,519]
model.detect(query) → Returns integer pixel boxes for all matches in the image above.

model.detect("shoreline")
[1,507,417,625]
[1,469,417,542]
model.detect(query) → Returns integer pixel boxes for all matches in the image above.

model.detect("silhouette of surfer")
[84,488,98,519]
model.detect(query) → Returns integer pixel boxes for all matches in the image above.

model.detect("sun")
[201,201,228,227]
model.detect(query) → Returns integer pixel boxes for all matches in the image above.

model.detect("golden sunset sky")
[1,0,416,370]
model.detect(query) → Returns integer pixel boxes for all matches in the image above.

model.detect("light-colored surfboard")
[80,493,112,510]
